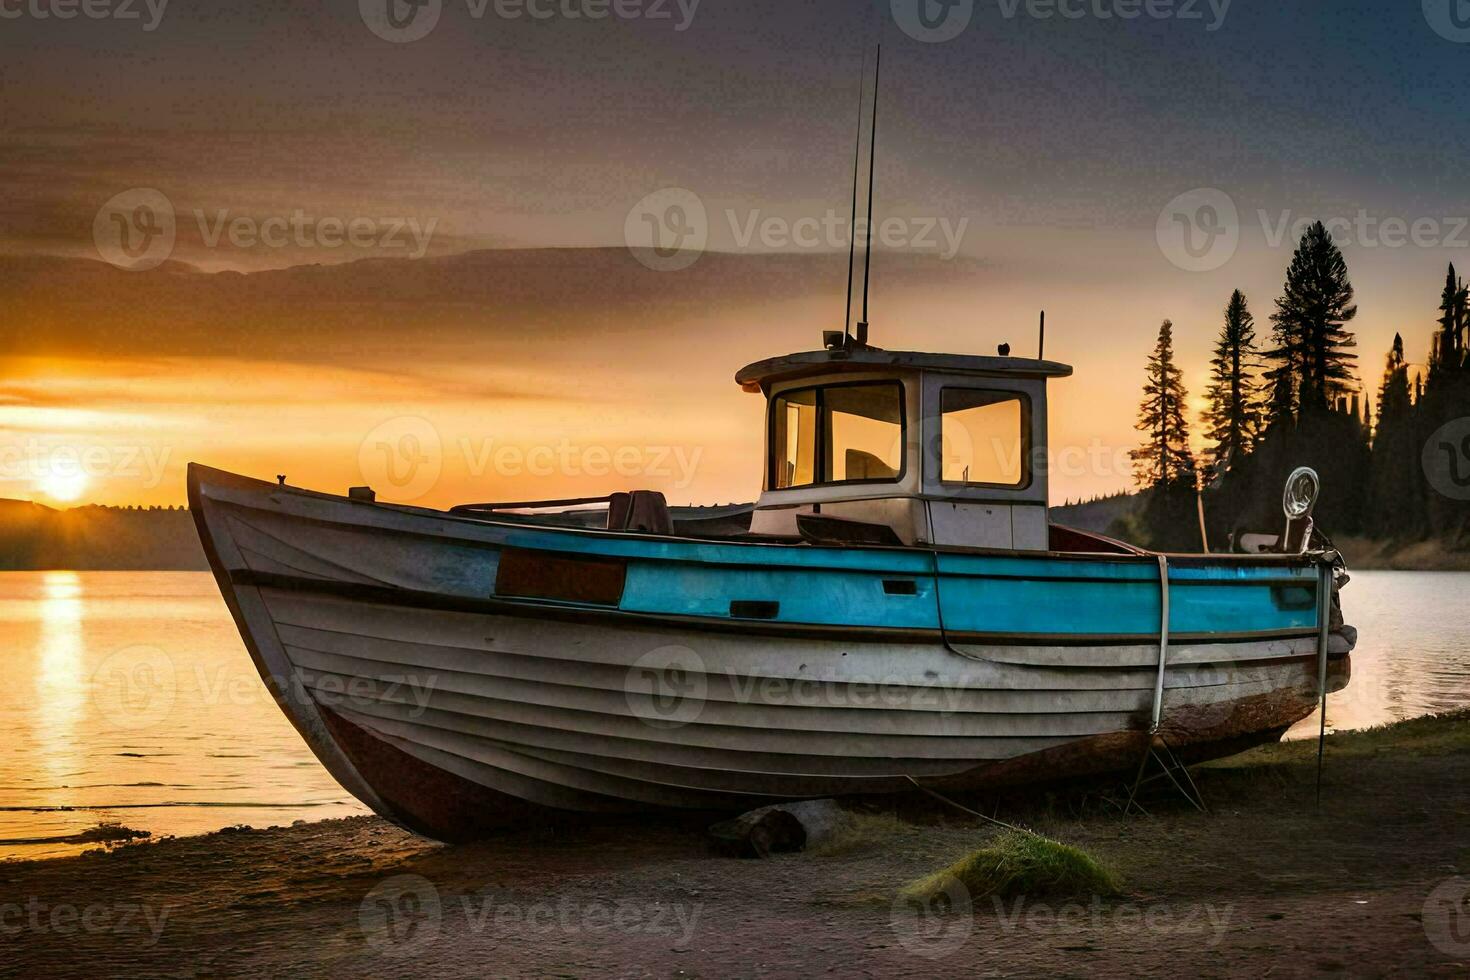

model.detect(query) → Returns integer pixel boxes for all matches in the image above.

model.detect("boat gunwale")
[187,463,1326,572]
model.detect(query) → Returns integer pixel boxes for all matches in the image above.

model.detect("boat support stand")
[1124,556,1209,816]
[931,547,1206,814]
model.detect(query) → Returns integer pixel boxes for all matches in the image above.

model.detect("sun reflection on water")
[34,571,85,788]
[2,572,370,859]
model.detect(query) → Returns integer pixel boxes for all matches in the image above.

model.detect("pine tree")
[1366,333,1425,538]
[1262,313,1299,432]
[1378,334,1411,422]
[1249,223,1368,535]
[1130,319,1196,489]
[1421,264,1470,543]
[1202,289,1263,465]
[1435,263,1468,374]
[1266,221,1359,415]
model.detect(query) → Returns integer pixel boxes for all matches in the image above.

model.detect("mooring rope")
[902,774,1044,839]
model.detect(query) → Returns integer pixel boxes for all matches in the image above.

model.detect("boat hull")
[188,464,1350,842]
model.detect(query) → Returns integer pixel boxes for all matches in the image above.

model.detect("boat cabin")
[735,347,1073,551]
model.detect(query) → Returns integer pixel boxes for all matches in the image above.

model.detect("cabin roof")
[735,347,1074,393]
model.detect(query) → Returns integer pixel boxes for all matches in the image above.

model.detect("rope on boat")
[903,775,1037,838]
[1314,558,1333,807]
[1149,555,1171,735]
[1124,555,1209,815]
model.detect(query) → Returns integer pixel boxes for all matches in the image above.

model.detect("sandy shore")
[5,714,1470,979]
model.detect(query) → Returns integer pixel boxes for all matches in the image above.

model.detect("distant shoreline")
[1332,536,1470,572]
[1051,497,1469,572]
[0,500,207,572]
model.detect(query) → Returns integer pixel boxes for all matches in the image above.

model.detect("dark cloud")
[2,0,1467,266]
[0,247,989,365]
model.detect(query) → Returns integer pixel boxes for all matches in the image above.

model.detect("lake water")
[1,570,1466,861]
[1283,570,1470,740]
[0,572,367,861]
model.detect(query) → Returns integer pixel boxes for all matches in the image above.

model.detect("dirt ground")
[5,715,1470,979]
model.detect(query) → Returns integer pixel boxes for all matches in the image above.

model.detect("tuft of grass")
[901,831,1121,903]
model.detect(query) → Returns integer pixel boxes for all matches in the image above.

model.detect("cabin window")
[775,389,819,488]
[771,382,905,489]
[940,389,1030,488]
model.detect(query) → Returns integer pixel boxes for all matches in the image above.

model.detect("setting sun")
[37,471,88,503]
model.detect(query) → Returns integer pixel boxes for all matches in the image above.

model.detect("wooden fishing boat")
[188,344,1355,842]
[191,52,1352,840]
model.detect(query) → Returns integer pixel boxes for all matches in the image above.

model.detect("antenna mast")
[856,44,881,348]
[842,60,867,346]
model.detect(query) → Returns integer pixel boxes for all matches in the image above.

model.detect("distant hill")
[1050,492,1140,536]
[0,500,207,571]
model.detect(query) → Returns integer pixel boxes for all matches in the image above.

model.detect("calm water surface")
[1,570,1466,860]
[0,572,365,860]
[1285,570,1470,739]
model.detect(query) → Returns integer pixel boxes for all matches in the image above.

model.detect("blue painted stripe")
[933,576,1317,637]
[621,564,938,629]
[490,524,1320,637]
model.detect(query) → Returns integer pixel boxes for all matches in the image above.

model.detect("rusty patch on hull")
[317,706,569,842]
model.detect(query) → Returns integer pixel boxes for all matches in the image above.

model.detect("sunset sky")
[3,0,1470,509]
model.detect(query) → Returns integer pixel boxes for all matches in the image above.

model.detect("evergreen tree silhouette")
[1266,222,1358,415]
[1420,264,1470,543]
[1242,224,1366,537]
[1130,319,1196,488]
[1203,289,1264,464]
[1366,333,1425,538]
[1434,263,1468,373]
[1125,320,1201,550]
